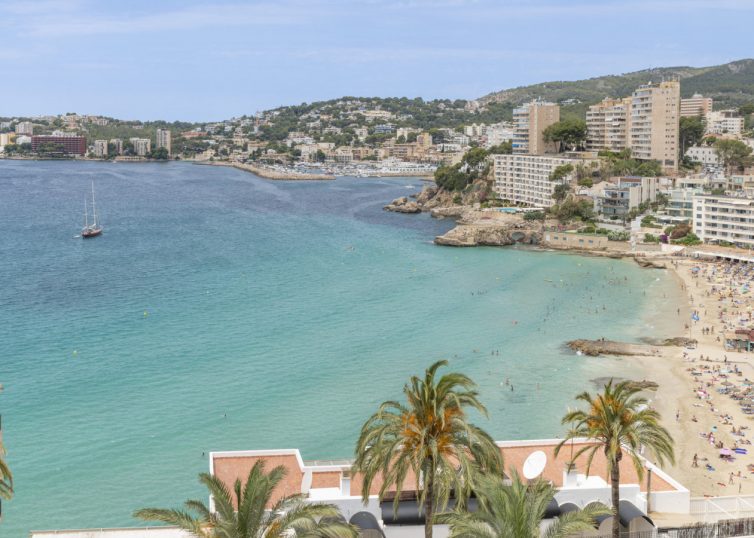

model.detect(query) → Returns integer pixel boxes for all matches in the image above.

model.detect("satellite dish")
[522,450,547,480]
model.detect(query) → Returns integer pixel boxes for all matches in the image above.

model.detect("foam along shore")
[195,160,335,180]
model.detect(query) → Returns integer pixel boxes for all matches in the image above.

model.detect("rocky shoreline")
[383,184,680,269]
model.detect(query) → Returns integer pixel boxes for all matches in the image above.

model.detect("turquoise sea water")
[0,160,679,536]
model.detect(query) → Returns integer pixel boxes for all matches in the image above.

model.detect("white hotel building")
[30,438,689,538]
[492,154,596,208]
[693,195,754,249]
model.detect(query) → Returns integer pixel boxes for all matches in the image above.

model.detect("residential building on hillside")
[31,135,86,155]
[451,134,470,146]
[130,138,151,156]
[661,188,701,223]
[0,133,15,150]
[485,122,515,147]
[14,135,31,145]
[416,132,433,148]
[586,97,631,152]
[706,110,745,136]
[93,139,108,157]
[686,145,719,165]
[629,80,680,172]
[109,138,123,155]
[680,93,713,117]
[395,127,418,139]
[492,153,596,207]
[354,127,368,141]
[593,176,657,218]
[156,129,171,155]
[464,123,486,137]
[373,124,394,134]
[512,100,560,155]
[693,195,754,248]
[15,121,33,135]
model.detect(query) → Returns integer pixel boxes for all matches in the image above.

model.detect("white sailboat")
[81,182,103,238]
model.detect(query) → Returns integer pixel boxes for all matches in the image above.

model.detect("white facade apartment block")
[485,123,515,147]
[693,195,754,248]
[93,140,108,157]
[685,145,719,165]
[493,154,591,208]
[110,138,123,155]
[15,121,33,135]
[156,129,172,154]
[131,138,151,156]
[706,110,745,136]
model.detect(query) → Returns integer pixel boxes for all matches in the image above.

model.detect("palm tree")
[134,460,356,538]
[353,360,503,538]
[0,440,11,500]
[555,380,674,538]
[438,469,610,538]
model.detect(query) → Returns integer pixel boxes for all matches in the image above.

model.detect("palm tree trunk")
[424,467,434,538]
[611,463,621,538]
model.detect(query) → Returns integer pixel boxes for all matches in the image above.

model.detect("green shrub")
[643,233,660,244]
[607,230,630,241]
[523,211,545,221]
[673,232,702,246]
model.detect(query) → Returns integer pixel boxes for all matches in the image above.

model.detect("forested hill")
[477,59,754,111]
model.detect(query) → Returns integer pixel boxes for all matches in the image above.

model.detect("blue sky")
[1,0,752,121]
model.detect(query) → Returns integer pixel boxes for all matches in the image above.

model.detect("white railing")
[690,495,754,522]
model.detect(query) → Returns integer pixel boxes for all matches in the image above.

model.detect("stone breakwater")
[566,337,696,357]
[231,162,335,180]
[195,160,335,180]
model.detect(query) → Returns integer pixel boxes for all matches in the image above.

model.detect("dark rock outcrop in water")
[567,339,659,357]
[591,377,659,391]
[568,336,692,357]
[383,197,421,213]
[634,257,667,269]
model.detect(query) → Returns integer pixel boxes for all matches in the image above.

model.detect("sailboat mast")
[91,182,97,225]
[84,195,89,228]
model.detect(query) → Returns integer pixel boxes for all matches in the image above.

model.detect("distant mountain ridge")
[477,59,754,111]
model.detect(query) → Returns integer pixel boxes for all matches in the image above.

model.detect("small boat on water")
[81,182,103,238]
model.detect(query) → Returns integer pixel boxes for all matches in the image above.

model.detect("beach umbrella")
[720,448,733,456]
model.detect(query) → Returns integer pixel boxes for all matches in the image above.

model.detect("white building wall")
[693,195,754,248]
[493,154,591,208]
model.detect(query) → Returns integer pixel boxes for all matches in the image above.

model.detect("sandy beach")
[627,257,754,498]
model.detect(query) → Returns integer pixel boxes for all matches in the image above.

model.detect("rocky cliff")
[434,221,541,247]
[384,177,493,214]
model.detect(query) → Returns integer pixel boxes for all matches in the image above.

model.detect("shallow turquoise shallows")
[0,161,679,535]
